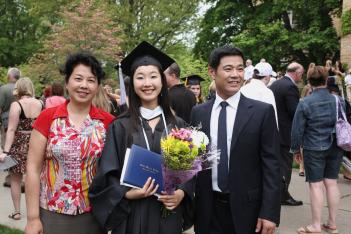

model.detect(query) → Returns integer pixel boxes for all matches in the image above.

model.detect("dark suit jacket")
[190,94,281,234]
[269,76,299,147]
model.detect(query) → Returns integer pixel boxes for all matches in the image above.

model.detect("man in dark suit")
[270,62,304,206]
[191,45,280,234]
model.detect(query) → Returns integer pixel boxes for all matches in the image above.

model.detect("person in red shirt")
[25,52,114,234]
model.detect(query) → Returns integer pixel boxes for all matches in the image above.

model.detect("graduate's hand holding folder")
[120,144,186,210]
[121,144,164,198]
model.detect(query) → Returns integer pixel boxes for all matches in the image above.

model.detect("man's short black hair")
[61,52,104,84]
[208,45,245,70]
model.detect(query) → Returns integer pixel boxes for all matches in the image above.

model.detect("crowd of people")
[0,41,350,234]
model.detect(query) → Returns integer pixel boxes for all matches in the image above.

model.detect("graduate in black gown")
[182,75,205,104]
[89,41,194,234]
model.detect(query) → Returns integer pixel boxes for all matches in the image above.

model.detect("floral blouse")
[33,101,114,215]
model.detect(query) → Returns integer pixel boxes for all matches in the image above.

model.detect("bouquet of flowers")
[160,127,218,195]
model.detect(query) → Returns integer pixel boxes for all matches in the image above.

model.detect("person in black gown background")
[182,75,205,104]
[164,62,196,123]
[89,41,194,234]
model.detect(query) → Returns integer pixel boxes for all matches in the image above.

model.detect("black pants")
[209,192,236,234]
[280,145,293,200]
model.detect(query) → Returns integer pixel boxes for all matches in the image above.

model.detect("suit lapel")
[200,99,214,138]
[230,94,254,153]
[196,100,214,179]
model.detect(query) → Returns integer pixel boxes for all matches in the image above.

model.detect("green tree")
[107,0,201,53]
[195,0,342,70]
[170,45,211,96]
[0,0,72,67]
[25,0,122,92]
[0,0,41,67]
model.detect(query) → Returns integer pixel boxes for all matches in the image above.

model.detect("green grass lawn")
[0,225,23,234]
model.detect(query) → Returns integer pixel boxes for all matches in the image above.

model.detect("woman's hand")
[158,189,185,210]
[0,153,7,162]
[124,177,159,200]
[25,217,43,234]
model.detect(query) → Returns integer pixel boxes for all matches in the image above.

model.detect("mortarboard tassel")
[116,63,127,105]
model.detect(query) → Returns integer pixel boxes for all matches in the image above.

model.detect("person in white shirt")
[241,62,278,127]
[244,59,254,81]
[345,68,351,103]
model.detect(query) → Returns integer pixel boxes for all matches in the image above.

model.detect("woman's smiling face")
[133,65,162,108]
[65,64,98,105]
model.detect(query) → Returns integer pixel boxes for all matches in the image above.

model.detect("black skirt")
[40,208,106,234]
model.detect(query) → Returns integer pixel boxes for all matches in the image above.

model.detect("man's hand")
[255,218,276,234]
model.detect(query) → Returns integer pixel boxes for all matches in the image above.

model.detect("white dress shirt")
[240,79,278,127]
[210,92,240,192]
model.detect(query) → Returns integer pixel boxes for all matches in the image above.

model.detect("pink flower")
[170,128,192,141]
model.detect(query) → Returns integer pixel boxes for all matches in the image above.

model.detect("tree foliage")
[169,44,211,96]
[195,0,342,70]
[0,0,41,67]
[25,0,122,91]
[107,0,201,53]
[341,9,351,36]
[0,0,71,67]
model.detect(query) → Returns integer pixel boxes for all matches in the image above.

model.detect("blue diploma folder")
[120,144,164,195]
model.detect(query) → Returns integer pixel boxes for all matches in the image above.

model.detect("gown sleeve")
[89,119,131,231]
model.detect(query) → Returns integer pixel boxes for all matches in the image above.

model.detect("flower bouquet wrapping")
[160,127,219,216]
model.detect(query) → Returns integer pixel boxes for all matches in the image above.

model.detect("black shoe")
[281,197,303,206]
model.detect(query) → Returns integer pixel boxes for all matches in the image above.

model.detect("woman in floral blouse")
[25,53,114,234]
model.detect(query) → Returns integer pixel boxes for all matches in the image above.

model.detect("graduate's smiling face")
[133,65,162,108]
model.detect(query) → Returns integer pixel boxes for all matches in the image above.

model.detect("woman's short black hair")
[61,52,104,84]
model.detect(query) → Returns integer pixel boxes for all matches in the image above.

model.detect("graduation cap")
[120,41,175,77]
[181,75,205,86]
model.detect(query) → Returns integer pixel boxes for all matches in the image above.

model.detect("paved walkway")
[1,170,350,233]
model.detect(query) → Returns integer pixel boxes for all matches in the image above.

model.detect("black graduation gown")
[168,84,196,124]
[89,116,194,234]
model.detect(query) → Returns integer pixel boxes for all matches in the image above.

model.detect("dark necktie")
[218,101,229,192]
